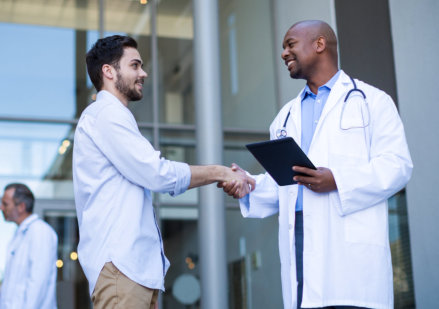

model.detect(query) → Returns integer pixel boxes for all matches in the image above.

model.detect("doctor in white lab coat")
[0,183,58,309]
[221,20,412,309]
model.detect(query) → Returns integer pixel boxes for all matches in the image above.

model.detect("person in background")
[221,20,412,309]
[0,183,58,309]
[73,35,254,309]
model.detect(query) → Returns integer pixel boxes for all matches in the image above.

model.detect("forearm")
[188,165,227,189]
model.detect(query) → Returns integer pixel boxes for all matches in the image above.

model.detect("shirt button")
[314,120,318,124]
[317,99,321,103]
[289,224,293,230]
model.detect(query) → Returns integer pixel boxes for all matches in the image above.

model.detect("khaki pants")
[92,262,158,309]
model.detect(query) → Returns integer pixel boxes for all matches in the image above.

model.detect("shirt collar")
[18,213,38,233]
[96,90,126,107]
[301,70,341,101]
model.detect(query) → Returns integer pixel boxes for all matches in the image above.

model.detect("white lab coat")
[0,214,58,309]
[240,71,412,309]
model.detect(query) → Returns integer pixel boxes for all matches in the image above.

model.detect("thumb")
[247,176,256,191]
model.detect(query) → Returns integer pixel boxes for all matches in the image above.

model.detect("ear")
[315,36,326,54]
[16,201,26,215]
[102,64,115,81]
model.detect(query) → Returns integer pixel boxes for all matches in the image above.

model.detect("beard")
[115,71,143,102]
[289,64,302,79]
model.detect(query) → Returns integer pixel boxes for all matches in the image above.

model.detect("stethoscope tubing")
[276,76,368,139]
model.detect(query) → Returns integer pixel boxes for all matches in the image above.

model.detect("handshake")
[217,163,255,199]
[189,163,255,198]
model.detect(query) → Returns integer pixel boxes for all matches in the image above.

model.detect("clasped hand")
[218,163,255,199]
[292,166,337,192]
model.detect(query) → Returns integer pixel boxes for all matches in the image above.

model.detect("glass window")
[157,0,194,125]
[219,0,278,130]
[0,23,76,119]
[0,121,74,198]
[388,190,415,308]
[225,208,283,308]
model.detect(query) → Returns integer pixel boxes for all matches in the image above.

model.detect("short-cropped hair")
[4,183,35,213]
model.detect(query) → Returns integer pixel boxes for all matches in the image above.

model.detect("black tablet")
[246,137,316,186]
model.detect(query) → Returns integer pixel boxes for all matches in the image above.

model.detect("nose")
[140,68,147,78]
[281,48,288,61]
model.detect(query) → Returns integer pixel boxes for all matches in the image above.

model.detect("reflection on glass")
[388,191,415,308]
[0,215,16,283]
[0,23,75,119]
[45,211,91,309]
[0,121,74,199]
[157,0,194,125]
[161,219,199,309]
[219,0,277,130]
[225,208,283,308]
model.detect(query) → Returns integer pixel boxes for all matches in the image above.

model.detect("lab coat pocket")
[344,206,386,247]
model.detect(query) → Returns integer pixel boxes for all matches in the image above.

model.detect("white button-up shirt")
[73,90,191,295]
[0,214,58,309]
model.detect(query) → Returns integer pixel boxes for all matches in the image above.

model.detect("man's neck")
[306,66,338,94]
[101,86,129,107]
[16,213,31,226]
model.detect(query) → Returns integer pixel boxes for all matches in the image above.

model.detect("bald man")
[221,20,412,308]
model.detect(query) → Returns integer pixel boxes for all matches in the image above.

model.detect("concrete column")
[193,0,228,308]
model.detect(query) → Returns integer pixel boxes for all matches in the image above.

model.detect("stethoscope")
[275,76,369,139]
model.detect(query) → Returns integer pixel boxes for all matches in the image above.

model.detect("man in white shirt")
[0,183,58,309]
[73,35,254,309]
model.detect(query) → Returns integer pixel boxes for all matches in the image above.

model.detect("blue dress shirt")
[295,71,341,211]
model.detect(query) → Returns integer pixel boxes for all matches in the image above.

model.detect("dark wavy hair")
[4,183,35,213]
[86,35,138,91]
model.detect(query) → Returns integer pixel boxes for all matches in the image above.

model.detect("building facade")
[0,0,437,308]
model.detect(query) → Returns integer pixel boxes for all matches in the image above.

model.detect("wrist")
[217,165,228,182]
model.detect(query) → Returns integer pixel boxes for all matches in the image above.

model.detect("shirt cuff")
[170,161,191,196]
[239,194,251,217]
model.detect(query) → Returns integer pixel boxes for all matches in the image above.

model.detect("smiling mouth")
[287,60,296,70]
[135,80,144,88]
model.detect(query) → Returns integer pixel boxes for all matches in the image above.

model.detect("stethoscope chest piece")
[276,128,288,139]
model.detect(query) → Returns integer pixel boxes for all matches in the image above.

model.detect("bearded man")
[73,35,254,309]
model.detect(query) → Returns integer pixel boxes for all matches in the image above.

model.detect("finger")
[294,175,314,184]
[227,181,241,196]
[221,180,236,192]
[292,166,318,176]
[233,190,241,199]
[297,182,314,190]
[231,163,244,172]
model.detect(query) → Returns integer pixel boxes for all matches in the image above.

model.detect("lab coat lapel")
[8,214,38,255]
[312,71,351,139]
[288,90,305,144]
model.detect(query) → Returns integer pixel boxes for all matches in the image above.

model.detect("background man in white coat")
[0,183,58,309]
[73,35,254,309]
[221,20,412,308]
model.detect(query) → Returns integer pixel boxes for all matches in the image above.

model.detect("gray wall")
[389,0,439,308]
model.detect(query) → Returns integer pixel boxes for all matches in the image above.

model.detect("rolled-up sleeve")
[170,161,191,196]
[90,104,191,195]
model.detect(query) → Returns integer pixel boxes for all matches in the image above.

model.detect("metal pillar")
[98,0,104,38]
[193,0,228,308]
